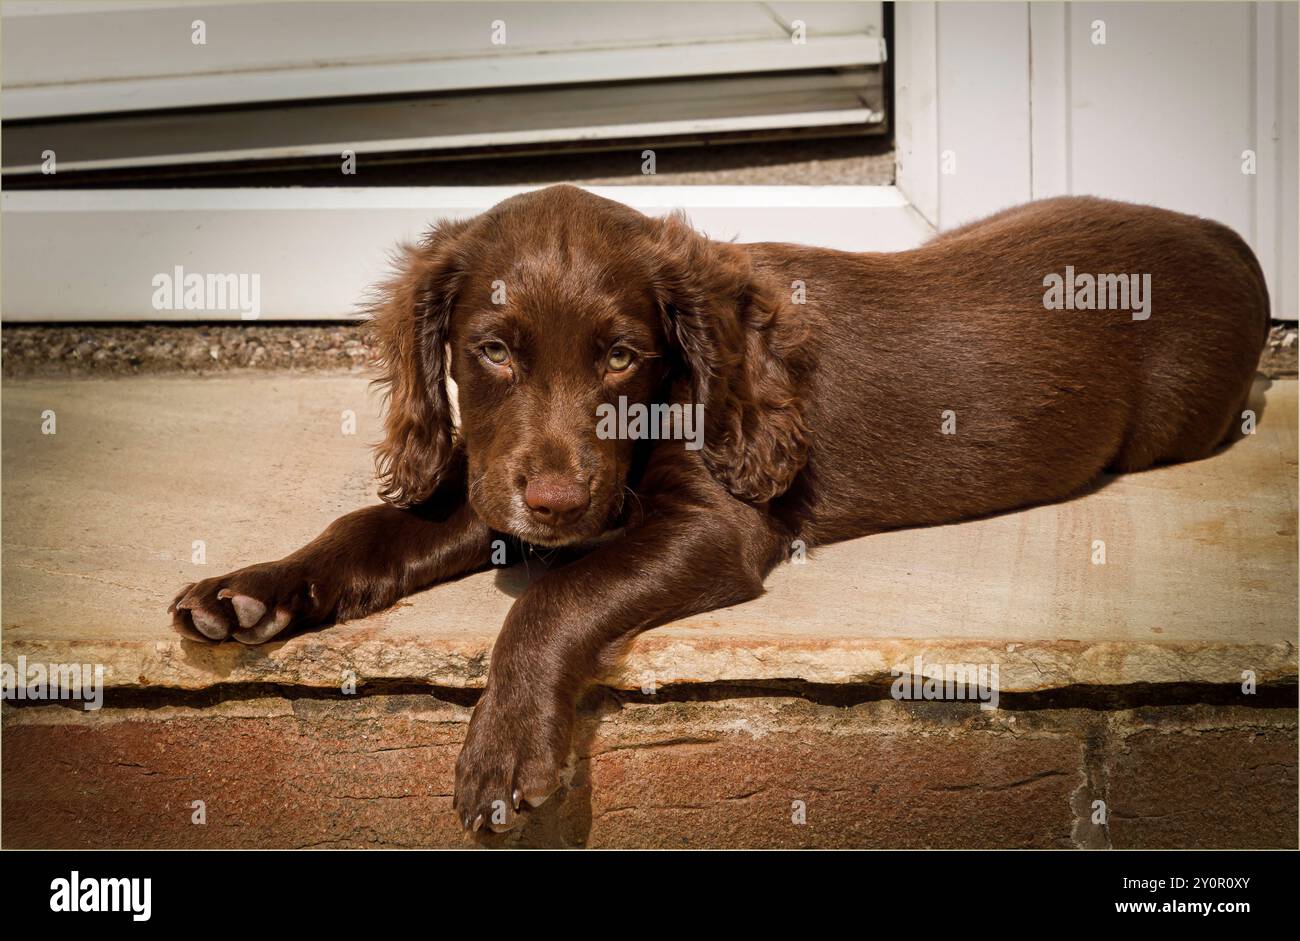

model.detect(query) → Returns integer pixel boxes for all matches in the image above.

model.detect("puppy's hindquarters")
[1108,216,1270,472]
[745,200,1270,539]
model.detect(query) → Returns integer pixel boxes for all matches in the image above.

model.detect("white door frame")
[0,186,934,322]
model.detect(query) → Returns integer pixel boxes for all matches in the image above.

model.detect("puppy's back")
[758,196,1271,537]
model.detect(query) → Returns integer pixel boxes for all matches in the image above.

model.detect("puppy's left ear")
[647,212,811,503]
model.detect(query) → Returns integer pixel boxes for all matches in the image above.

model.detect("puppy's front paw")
[168,561,333,645]
[453,689,569,834]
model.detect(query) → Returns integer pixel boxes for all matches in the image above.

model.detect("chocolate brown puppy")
[170,185,1268,833]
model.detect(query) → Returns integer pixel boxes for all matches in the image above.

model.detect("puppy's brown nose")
[523,474,590,526]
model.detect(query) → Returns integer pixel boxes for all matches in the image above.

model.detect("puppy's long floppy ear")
[647,212,811,503]
[367,218,471,507]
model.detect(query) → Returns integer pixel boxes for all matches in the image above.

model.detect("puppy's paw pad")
[218,590,267,628]
[167,563,327,646]
[232,608,293,645]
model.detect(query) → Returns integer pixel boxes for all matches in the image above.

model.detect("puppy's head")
[369,185,809,547]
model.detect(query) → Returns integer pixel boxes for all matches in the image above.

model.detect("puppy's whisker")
[516,533,531,580]
[467,472,488,506]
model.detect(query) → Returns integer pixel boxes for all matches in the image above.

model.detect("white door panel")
[895,1,1298,320]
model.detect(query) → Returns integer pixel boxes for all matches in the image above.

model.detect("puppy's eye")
[481,342,511,366]
[606,347,635,372]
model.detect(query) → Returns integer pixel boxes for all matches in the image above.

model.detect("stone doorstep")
[2,373,1297,849]
[1,375,1297,697]
[3,695,1296,849]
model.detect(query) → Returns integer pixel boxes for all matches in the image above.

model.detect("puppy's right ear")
[367,218,471,508]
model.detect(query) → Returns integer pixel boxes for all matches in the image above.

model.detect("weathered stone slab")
[3,376,1296,693]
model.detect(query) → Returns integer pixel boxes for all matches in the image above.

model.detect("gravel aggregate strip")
[4,323,1295,380]
[1,324,374,378]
